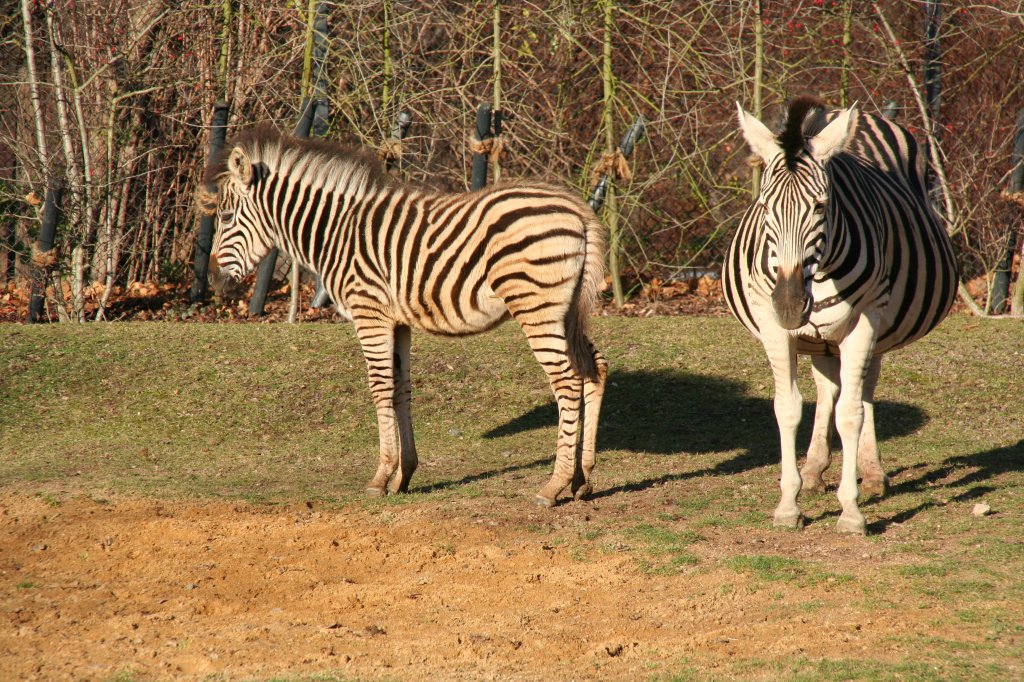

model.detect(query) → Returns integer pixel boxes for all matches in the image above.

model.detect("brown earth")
[0,491,964,681]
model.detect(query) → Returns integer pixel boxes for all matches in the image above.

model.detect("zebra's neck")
[256,166,396,270]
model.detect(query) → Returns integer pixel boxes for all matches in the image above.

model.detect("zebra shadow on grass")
[859,437,1024,533]
[478,368,927,501]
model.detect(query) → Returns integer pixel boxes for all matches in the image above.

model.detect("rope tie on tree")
[469,133,504,163]
[196,183,220,216]
[1000,190,1024,209]
[377,138,404,163]
[31,244,56,269]
[589,149,632,189]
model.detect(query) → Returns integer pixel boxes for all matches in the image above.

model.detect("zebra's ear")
[809,105,858,163]
[227,146,254,186]
[736,102,782,165]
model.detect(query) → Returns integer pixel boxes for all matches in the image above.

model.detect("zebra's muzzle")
[208,251,245,299]
[771,268,810,330]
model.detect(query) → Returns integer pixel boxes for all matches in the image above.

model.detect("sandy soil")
[0,493,958,681]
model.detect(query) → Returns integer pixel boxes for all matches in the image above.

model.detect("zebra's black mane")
[202,123,393,192]
[779,95,829,171]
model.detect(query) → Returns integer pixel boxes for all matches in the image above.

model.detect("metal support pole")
[470,103,493,191]
[28,179,62,323]
[191,100,230,303]
[387,110,412,172]
[247,247,279,316]
[588,115,645,212]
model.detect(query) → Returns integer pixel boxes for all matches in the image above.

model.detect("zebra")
[197,125,608,507]
[721,96,958,534]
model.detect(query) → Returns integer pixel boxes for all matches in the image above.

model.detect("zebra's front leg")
[355,320,401,497]
[572,341,608,501]
[833,314,880,534]
[764,329,804,528]
[801,354,839,493]
[389,325,418,494]
[857,355,888,499]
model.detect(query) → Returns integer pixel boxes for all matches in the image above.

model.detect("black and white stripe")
[721,96,958,533]
[200,125,607,506]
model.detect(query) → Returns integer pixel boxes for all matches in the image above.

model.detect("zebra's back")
[318,181,604,341]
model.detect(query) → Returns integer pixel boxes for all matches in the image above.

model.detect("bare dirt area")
[0,491,972,681]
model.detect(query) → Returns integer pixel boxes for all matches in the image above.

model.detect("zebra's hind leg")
[355,319,402,497]
[801,355,839,493]
[857,355,888,499]
[521,322,584,508]
[389,325,418,494]
[572,341,608,501]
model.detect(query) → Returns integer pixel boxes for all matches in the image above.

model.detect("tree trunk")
[840,1,852,108]
[1002,109,1024,316]
[20,0,48,175]
[751,0,764,197]
[47,11,88,321]
[600,0,624,308]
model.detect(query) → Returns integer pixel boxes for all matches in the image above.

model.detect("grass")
[1,313,1022,680]
[723,554,806,582]
[624,523,702,573]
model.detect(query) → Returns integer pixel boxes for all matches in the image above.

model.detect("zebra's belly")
[334,300,353,322]
[402,288,510,336]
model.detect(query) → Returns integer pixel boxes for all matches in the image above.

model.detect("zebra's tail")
[566,211,607,382]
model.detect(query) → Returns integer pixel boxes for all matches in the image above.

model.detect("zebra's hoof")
[534,494,556,508]
[772,510,805,529]
[859,475,889,499]
[387,479,411,495]
[572,483,593,501]
[365,486,387,498]
[836,513,866,535]
[800,475,828,494]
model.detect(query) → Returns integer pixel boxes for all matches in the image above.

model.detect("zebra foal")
[722,96,958,534]
[197,126,607,507]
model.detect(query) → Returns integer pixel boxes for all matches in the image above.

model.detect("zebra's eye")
[219,211,234,224]
[812,201,826,216]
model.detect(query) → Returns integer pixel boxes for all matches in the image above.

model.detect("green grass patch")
[723,554,806,582]
[723,554,854,588]
[623,523,701,573]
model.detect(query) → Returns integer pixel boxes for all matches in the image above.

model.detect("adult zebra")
[198,125,607,507]
[722,96,958,534]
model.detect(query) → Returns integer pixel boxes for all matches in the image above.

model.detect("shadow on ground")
[864,438,1024,532]
[439,368,927,499]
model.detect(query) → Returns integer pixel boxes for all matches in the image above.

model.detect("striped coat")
[199,126,607,506]
[722,96,958,533]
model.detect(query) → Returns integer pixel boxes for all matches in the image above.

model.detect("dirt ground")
[0,491,970,682]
